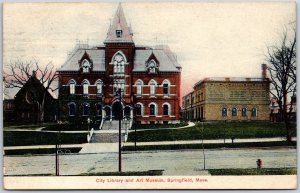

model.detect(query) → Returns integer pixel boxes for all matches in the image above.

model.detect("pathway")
[129,122,195,132]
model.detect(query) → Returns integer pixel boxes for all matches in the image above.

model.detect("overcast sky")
[3,2,295,97]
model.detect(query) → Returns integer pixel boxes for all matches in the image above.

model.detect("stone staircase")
[90,120,130,143]
[92,133,125,143]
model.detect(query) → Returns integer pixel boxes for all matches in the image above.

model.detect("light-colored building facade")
[182,65,271,121]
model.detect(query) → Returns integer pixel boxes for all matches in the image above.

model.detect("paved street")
[4,147,296,176]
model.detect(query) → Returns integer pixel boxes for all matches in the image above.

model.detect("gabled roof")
[104,3,133,43]
[58,48,105,72]
[133,46,181,72]
[58,45,181,73]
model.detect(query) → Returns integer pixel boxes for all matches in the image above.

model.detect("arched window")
[147,60,158,74]
[135,103,144,116]
[95,80,103,95]
[242,108,247,117]
[68,79,76,95]
[149,79,157,96]
[222,108,227,117]
[135,80,143,96]
[136,104,141,116]
[68,102,76,116]
[112,51,126,75]
[82,79,90,95]
[163,104,170,116]
[83,103,90,116]
[251,108,257,117]
[162,79,170,96]
[96,104,102,116]
[232,107,237,116]
[82,59,91,73]
[150,104,155,116]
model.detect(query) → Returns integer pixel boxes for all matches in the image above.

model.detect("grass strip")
[128,121,296,142]
[79,170,164,176]
[123,141,296,151]
[4,131,87,146]
[208,168,297,175]
[4,147,82,155]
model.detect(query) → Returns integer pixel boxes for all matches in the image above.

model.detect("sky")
[3,2,296,98]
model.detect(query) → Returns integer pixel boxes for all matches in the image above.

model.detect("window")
[96,80,103,95]
[112,52,126,75]
[242,108,247,117]
[96,104,102,116]
[69,80,76,94]
[137,83,142,95]
[251,108,257,117]
[114,79,125,94]
[68,103,76,116]
[162,80,170,96]
[150,104,156,116]
[232,108,237,116]
[149,80,157,96]
[163,104,169,116]
[82,60,91,73]
[222,108,227,117]
[82,80,89,95]
[135,80,143,96]
[136,104,142,116]
[116,30,122,38]
[147,60,158,74]
[83,103,90,116]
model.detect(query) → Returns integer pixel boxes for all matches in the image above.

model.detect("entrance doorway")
[112,101,123,120]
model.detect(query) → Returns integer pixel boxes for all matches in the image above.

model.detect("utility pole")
[117,88,122,175]
[55,129,60,176]
[201,121,206,170]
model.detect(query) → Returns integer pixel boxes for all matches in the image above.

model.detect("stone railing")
[87,128,94,143]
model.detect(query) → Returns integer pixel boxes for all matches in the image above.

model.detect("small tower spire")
[104,3,134,43]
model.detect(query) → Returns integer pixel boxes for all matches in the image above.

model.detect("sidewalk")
[124,137,297,147]
[4,137,296,154]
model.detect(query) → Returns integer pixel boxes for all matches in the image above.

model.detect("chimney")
[261,64,267,79]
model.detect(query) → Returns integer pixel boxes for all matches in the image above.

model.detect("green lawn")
[133,122,189,130]
[127,122,296,142]
[4,131,87,146]
[123,141,296,151]
[208,168,297,175]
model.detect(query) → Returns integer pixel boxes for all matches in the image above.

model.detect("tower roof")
[104,3,134,43]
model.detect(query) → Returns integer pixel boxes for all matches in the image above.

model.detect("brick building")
[182,64,271,121]
[57,4,181,124]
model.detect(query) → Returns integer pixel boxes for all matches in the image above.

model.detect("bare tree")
[266,26,296,142]
[4,59,58,122]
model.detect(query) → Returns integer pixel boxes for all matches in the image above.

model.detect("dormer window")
[116,30,122,38]
[147,60,158,74]
[82,59,91,73]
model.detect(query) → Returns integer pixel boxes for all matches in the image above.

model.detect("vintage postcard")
[3,1,297,190]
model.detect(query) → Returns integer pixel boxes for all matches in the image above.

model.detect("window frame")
[68,102,76,116]
[242,108,247,117]
[232,107,237,117]
[149,104,156,116]
[82,103,90,116]
[222,108,227,117]
[251,108,257,117]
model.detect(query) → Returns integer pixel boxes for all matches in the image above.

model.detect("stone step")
[92,133,125,143]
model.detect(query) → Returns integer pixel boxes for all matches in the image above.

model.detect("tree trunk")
[285,117,292,142]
